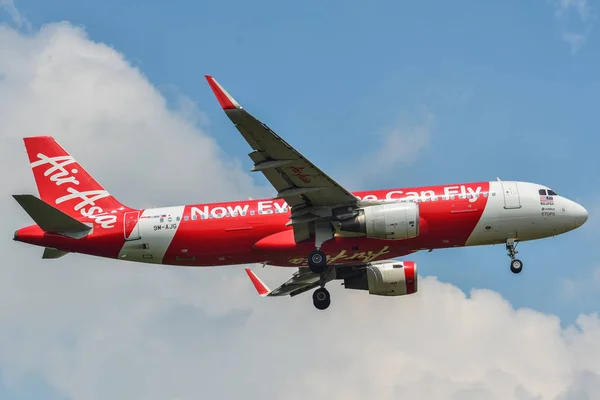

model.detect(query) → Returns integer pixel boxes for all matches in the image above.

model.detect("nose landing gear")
[506,238,523,274]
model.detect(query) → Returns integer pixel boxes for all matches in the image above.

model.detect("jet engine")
[339,202,420,239]
[342,261,418,296]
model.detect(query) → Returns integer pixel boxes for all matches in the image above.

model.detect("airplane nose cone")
[574,203,588,228]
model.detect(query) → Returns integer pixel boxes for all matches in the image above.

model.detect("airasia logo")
[31,154,117,229]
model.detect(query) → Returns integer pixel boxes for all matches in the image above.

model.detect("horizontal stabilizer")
[13,194,92,237]
[43,247,69,259]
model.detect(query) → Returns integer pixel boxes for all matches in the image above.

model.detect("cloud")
[359,111,434,181]
[0,0,30,30]
[552,0,595,53]
[562,266,600,300]
[0,18,599,400]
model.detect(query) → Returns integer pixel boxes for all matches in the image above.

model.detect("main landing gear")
[506,238,523,274]
[309,251,332,310]
[307,220,335,310]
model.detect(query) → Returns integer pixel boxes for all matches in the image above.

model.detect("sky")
[0,0,599,399]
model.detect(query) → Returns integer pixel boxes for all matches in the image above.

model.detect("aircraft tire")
[313,288,331,310]
[510,259,523,274]
[308,250,327,274]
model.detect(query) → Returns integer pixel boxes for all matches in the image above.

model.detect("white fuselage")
[466,181,587,246]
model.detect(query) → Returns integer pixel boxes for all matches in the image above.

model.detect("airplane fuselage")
[14,180,586,268]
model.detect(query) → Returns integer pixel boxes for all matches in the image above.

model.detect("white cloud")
[562,266,600,300]
[552,0,595,53]
[359,111,434,181]
[0,19,599,400]
[555,0,592,21]
[0,0,30,30]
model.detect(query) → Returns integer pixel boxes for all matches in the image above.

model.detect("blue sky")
[1,1,599,399]
[11,0,598,198]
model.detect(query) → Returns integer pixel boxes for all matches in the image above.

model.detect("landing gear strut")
[506,238,523,274]
[309,220,335,309]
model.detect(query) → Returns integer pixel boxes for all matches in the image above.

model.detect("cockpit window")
[539,189,547,195]
[548,189,557,196]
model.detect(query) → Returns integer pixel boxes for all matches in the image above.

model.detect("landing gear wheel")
[308,250,327,274]
[313,288,331,310]
[505,238,523,274]
[510,259,523,274]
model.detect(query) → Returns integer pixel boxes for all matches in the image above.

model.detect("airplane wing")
[245,267,331,297]
[206,76,359,242]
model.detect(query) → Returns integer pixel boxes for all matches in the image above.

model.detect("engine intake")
[343,261,418,296]
[339,202,420,239]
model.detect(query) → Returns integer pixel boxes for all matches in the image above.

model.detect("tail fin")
[23,136,129,228]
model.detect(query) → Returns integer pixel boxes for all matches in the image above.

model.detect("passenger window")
[539,189,547,195]
[548,190,557,196]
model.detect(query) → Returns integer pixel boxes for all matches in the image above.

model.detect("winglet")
[205,75,241,110]
[245,268,271,297]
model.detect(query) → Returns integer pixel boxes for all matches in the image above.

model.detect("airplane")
[11,76,588,310]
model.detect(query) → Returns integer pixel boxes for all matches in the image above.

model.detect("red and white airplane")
[12,76,588,310]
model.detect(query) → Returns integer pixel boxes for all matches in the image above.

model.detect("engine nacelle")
[339,202,420,239]
[343,261,418,296]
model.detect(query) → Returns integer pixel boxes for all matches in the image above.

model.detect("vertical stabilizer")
[23,136,131,228]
